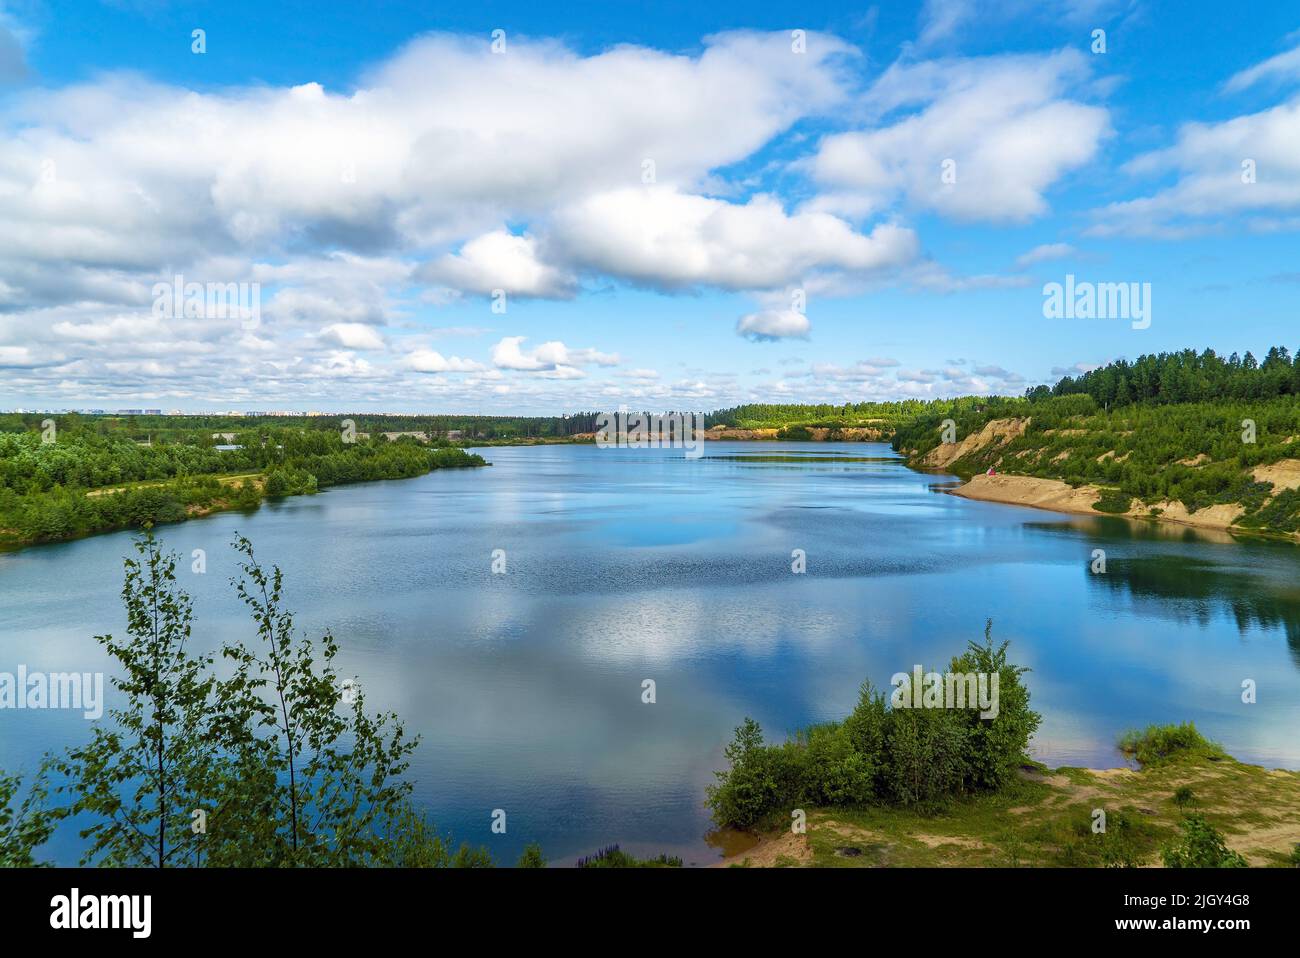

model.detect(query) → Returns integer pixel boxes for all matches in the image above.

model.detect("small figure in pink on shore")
[986,467,996,476]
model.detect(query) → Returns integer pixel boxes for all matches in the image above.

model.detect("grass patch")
[721,747,1300,868]
[574,844,681,868]
[1118,722,1225,767]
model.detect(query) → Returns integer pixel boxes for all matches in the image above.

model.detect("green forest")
[706,401,930,431]
[0,411,592,441]
[704,347,1300,537]
[0,421,485,547]
[1039,346,1300,406]
[892,349,1300,536]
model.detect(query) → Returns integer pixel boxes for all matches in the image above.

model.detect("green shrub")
[706,718,786,830]
[264,470,289,497]
[1118,723,1223,766]
[841,680,888,794]
[575,845,681,868]
[1162,814,1247,868]
[1092,489,1132,513]
[707,622,1039,827]
[263,467,318,498]
[0,770,53,867]
[516,842,546,868]
[949,620,1042,792]
[777,425,813,441]
[370,802,494,867]
[801,722,875,806]
[881,706,968,807]
[232,478,263,509]
[1099,811,1148,868]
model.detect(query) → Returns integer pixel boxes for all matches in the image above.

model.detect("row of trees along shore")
[0,426,485,545]
[11,346,1300,546]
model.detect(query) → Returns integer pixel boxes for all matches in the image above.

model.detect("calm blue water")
[3,442,1299,865]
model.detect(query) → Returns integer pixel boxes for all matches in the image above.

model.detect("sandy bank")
[949,473,1254,536]
[711,758,1300,868]
[950,474,1101,514]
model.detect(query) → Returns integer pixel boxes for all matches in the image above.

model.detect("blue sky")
[1,0,1298,413]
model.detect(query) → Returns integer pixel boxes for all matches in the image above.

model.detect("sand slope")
[922,417,1027,469]
[950,473,1249,534]
[950,474,1102,514]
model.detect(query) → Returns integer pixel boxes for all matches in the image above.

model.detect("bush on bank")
[706,621,1041,829]
[1118,722,1225,767]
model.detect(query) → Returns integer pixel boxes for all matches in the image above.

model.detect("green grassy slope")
[893,393,1300,536]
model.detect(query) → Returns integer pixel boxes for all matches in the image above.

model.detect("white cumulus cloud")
[553,186,918,292]
[808,50,1110,223]
[736,309,812,341]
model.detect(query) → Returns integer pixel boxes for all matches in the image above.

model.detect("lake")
[3,441,1299,865]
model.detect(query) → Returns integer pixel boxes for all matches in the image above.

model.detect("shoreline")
[711,754,1300,868]
[7,438,1294,551]
[0,458,487,554]
[943,472,1293,542]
